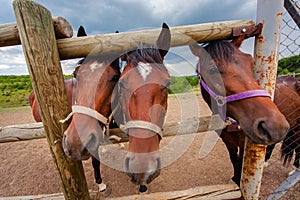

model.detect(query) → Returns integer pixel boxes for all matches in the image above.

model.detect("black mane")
[204,40,235,63]
[127,43,163,67]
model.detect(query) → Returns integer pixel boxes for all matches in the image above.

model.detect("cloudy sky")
[0,0,258,75]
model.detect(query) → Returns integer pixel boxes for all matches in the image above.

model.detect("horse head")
[117,23,171,185]
[189,36,289,144]
[62,26,120,160]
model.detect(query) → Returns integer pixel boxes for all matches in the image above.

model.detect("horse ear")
[189,42,206,58]
[231,35,245,48]
[73,65,80,78]
[77,26,87,37]
[157,22,171,58]
[120,54,128,61]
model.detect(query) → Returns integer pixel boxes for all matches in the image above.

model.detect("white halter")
[124,120,163,139]
[59,105,109,125]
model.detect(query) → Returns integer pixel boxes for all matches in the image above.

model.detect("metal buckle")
[216,95,226,106]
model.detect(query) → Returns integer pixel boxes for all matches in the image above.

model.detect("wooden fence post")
[12,0,90,199]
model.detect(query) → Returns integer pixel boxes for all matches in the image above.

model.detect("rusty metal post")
[240,0,284,199]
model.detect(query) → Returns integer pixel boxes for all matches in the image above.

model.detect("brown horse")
[115,23,171,192]
[189,37,289,145]
[29,26,121,193]
[221,75,300,185]
[28,78,74,122]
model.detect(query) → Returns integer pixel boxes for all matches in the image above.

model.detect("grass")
[0,75,199,109]
[0,75,32,109]
[0,75,73,109]
[0,106,31,113]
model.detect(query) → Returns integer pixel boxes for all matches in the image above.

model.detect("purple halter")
[197,63,271,121]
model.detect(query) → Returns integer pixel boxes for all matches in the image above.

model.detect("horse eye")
[111,75,120,82]
[119,80,126,89]
[207,66,219,75]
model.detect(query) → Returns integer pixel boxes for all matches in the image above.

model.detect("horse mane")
[127,43,163,67]
[203,40,235,63]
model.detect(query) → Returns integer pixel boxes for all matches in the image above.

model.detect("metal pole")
[266,169,300,200]
[240,0,284,199]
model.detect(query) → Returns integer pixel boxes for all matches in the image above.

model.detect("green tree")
[278,54,300,76]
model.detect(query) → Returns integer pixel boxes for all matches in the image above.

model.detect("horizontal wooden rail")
[0,19,254,59]
[0,183,241,200]
[0,115,226,143]
[0,16,73,47]
[57,19,255,60]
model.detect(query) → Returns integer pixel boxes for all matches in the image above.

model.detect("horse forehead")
[137,62,169,81]
[137,62,152,81]
[90,61,99,71]
[81,60,107,72]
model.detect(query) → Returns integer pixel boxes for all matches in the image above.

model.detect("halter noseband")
[197,63,271,121]
[60,105,109,125]
[124,120,163,139]
[59,105,115,137]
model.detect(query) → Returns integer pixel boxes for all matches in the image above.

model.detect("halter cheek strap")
[197,63,271,121]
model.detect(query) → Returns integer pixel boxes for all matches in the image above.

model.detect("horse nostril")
[85,133,97,150]
[156,157,161,170]
[125,157,130,173]
[257,121,271,141]
[62,135,69,152]
[81,147,89,157]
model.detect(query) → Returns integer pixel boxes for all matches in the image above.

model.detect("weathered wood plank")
[0,183,241,200]
[57,19,254,60]
[0,18,254,59]
[12,0,89,199]
[0,122,44,142]
[104,184,241,200]
[0,115,226,143]
[0,16,73,47]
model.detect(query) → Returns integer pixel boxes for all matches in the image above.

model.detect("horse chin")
[62,136,92,160]
[65,152,91,161]
[127,170,161,185]
[242,128,273,145]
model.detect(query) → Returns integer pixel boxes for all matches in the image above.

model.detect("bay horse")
[115,23,171,193]
[221,75,299,185]
[189,36,290,184]
[29,26,121,194]
[189,36,289,145]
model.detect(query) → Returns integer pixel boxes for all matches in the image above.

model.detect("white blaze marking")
[137,62,152,81]
[90,61,99,72]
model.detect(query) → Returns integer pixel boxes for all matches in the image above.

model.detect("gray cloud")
[1,0,257,75]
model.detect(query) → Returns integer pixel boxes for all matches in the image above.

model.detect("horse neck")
[64,78,76,109]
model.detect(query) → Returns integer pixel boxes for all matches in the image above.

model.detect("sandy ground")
[0,94,299,199]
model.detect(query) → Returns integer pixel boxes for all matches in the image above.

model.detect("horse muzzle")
[62,134,91,160]
[124,152,161,185]
[251,117,289,144]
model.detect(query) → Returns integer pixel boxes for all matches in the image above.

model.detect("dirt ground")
[0,94,299,199]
